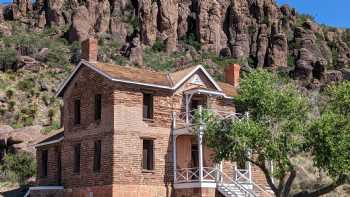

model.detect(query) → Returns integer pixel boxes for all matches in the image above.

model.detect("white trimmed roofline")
[56,60,228,97]
[35,137,64,148]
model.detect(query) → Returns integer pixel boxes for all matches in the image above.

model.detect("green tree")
[1,152,36,186]
[203,70,349,197]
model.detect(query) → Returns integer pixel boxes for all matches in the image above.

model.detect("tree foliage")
[203,70,349,197]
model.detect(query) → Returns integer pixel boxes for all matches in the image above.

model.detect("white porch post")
[198,106,204,181]
[172,112,177,183]
[185,94,189,124]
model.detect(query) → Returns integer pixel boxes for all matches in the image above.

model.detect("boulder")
[139,0,158,46]
[294,60,313,80]
[0,23,12,37]
[158,0,178,53]
[324,70,343,84]
[35,48,49,62]
[340,68,350,80]
[268,33,288,67]
[197,0,221,53]
[129,37,144,66]
[68,6,92,42]
[0,125,44,155]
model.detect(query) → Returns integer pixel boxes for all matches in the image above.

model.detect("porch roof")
[35,130,64,148]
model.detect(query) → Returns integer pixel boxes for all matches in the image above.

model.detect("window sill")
[143,118,154,123]
[142,169,155,174]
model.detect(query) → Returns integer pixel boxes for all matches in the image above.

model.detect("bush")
[0,48,17,70]
[0,152,36,185]
[8,100,16,111]
[43,121,61,133]
[152,38,166,52]
[183,33,202,51]
[5,88,14,99]
[17,78,35,91]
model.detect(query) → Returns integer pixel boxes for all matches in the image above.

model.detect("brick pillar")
[81,38,98,62]
[224,64,240,88]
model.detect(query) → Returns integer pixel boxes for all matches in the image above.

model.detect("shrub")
[5,88,14,99]
[8,100,16,111]
[0,48,17,70]
[183,33,202,51]
[48,108,55,124]
[17,78,35,91]
[43,121,61,133]
[152,38,166,52]
[0,152,36,185]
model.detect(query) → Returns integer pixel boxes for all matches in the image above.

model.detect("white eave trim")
[35,137,64,148]
[56,61,229,98]
[171,65,223,92]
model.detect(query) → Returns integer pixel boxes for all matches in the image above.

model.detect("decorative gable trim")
[171,65,223,92]
[56,61,225,97]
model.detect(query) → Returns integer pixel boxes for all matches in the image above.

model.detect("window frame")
[94,94,102,121]
[93,140,102,173]
[142,93,154,120]
[73,143,81,174]
[74,98,81,125]
[41,149,48,178]
[142,138,155,171]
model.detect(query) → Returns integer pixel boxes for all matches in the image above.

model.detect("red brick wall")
[61,66,115,188]
[36,143,61,186]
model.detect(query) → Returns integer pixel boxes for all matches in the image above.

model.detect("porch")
[170,89,272,196]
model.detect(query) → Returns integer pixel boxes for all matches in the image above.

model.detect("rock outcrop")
[2,0,350,81]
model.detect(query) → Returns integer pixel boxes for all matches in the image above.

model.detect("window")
[143,93,153,119]
[93,140,102,172]
[94,94,102,121]
[41,149,48,177]
[74,99,81,125]
[142,139,154,170]
[73,144,81,173]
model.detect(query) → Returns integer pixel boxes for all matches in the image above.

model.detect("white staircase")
[217,183,255,197]
[215,170,273,197]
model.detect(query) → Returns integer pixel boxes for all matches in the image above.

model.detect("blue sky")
[0,0,348,28]
[277,0,350,28]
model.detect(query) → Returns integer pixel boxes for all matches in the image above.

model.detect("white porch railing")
[175,167,218,183]
[173,109,244,129]
[235,169,251,183]
[175,167,273,197]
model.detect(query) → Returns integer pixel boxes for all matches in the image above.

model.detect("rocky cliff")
[2,0,350,82]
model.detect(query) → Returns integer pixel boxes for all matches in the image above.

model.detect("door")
[191,144,199,180]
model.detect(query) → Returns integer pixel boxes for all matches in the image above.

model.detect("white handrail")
[217,170,257,197]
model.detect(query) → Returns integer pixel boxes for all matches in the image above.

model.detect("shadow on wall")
[164,133,174,197]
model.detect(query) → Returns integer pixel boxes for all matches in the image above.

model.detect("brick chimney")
[224,64,240,88]
[81,38,98,62]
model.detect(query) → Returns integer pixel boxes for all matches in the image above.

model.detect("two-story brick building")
[26,38,273,197]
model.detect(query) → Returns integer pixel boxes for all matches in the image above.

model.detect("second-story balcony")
[172,108,245,135]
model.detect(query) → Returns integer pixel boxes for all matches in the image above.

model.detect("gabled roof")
[56,60,236,98]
